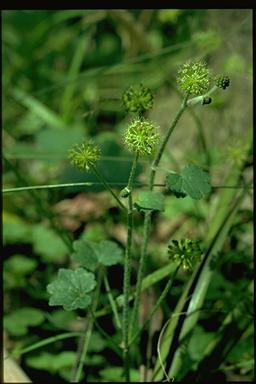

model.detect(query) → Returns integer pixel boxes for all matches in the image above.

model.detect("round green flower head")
[68,141,100,171]
[122,83,154,114]
[177,60,211,95]
[215,74,230,90]
[124,118,160,156]
[168,239,202,270]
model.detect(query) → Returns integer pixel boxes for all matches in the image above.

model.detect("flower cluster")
[122,83,154,114]
[177,61,211,95]
[215,74,230,90]
[124,118,160,156]
[168,239,202,270]
[68,141,100,171]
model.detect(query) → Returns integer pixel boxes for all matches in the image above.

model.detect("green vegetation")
[3,10,253,383]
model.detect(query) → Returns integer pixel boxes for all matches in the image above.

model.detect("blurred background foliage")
[3,10,253,383]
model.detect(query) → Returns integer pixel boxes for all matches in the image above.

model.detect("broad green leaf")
[88,332,108,352]
[99,367,139,382]
[72,239,98,271]
[97,240,123,266]
[135,191,165,212]
[3,211,32,244]
[47,309,77,330]
[188,325,215,361]
[47,268,96,311]
[4,255,38,289]
[4,308,45,336]
[72,239,123,269]
[26,351,76,374]
[4,255,37,276]
[32,224,68,263]
[166,164,211,200]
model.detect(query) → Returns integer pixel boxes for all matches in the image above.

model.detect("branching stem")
[132,93,189,347]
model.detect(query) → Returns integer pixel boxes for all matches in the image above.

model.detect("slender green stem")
[129,264,180,347]
[2,182,252,194]
[130,94,190,345]
[9,332,83,359]
[92,166,126,210]
[73,268,103,382]
[89,308,122,357]
[104,273,122,329]
[129,211,151,337]
[150,93,190,189]
[122,152,139,382]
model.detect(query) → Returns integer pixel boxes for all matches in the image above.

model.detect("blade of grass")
[60,34,90,122]
[153,178,247,381]
[12,88,66,129]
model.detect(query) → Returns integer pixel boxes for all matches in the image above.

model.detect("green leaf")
[72,239,123,269]
[47,268,97,311]
[88,332,107,353]
[32,224,68,263]
[166,164,211,200]
[4,254,37,276]
[188,325,216,361]
[4,255,38,289]
[72,240,98,271]
[26,351,76,374]
[4,308,45,336]
[135,191,165,212]
[97,240,123,266]
[99,367,139,382]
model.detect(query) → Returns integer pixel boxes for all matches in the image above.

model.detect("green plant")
[3,20,252,382]
[40,60,248,383]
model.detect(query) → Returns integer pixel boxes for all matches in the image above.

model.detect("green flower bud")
[168,239,202,270]
[122,83,154,114]
[202,96,212,105]
[124,118,160,156]
[215,74,230,90]
[68,141,100,171]
[120,187,131,198]
[177,61,211,96]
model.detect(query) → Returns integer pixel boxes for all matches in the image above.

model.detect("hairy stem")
[150,93,190,189]
[122,152,139,382]
[129,211,151,337]
[131,94,189,345]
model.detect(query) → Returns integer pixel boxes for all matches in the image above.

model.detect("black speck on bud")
[215,75,230,90]
[202,96,212,105]
[120,187,131,198]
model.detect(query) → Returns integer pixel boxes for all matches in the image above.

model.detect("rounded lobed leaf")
[47,268,97,311]
[72,239,98,271]
[166,164,211,200]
